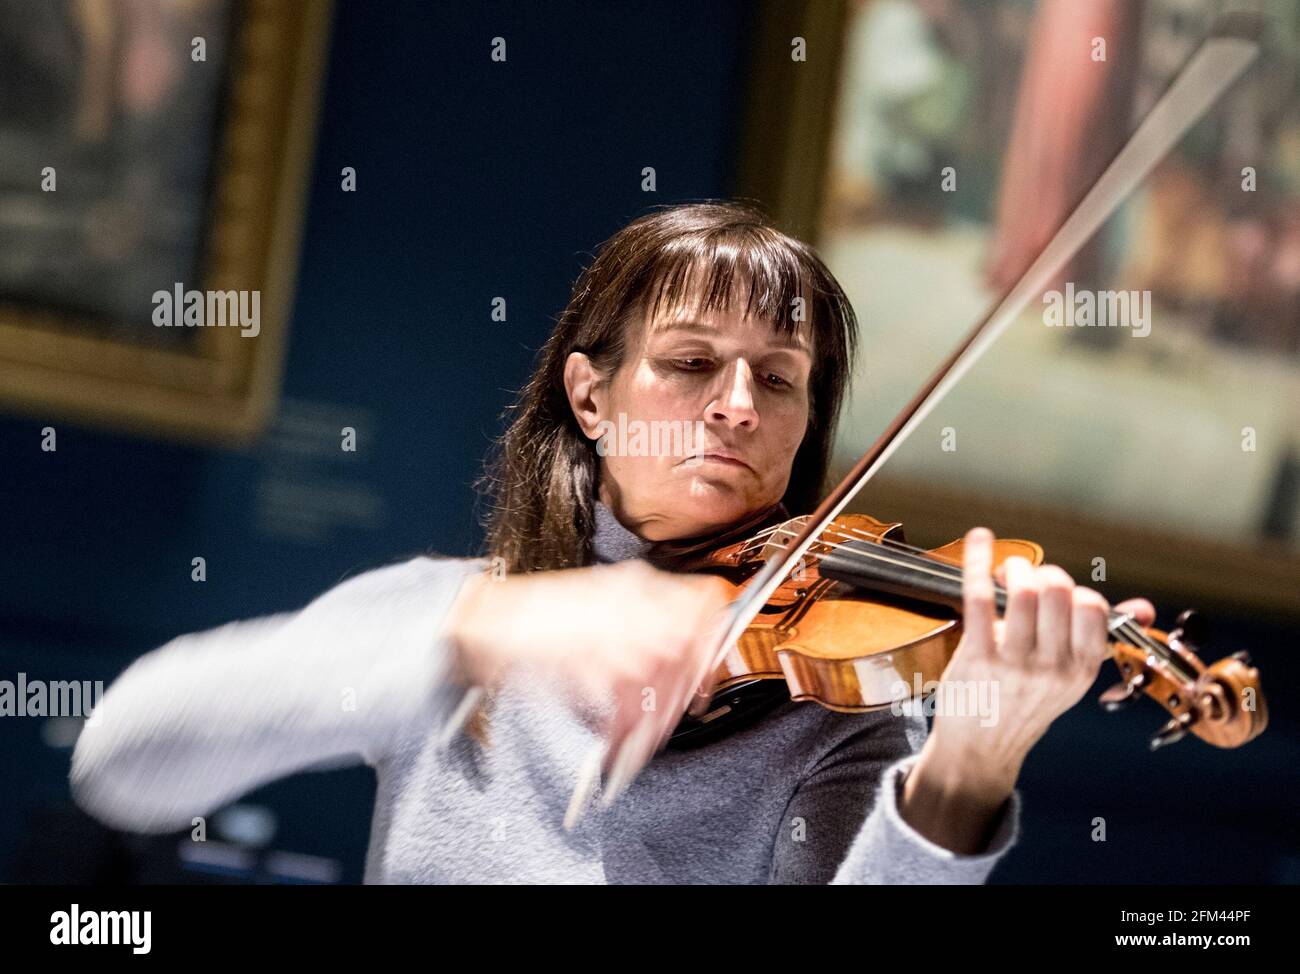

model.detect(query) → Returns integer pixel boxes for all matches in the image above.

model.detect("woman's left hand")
[898,526,1155,853]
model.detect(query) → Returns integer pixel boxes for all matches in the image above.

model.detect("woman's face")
[565,288,814,540]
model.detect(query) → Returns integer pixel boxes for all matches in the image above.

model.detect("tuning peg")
[1099,673,1147,711]
[1149,713,1193,751]
[1170,609,1209,651]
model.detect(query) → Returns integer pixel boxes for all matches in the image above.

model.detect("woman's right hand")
[445,559,734,784]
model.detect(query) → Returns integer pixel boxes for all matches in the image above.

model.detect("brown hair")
[477,200,859,573]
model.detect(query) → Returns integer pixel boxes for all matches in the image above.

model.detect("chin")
[621,464,778,540]
[672,475,766,533]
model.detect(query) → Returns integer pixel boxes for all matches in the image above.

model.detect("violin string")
[737,518,1016,573]
[742,522,1187,677]
[743,518,1156,651]
[807,537,1182,675]
[785,533,1185,677]
[735,514,988,561]
[768,525,1177,667]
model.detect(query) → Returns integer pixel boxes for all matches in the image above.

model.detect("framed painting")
[738,0,1300,615]
[0,0,332,442]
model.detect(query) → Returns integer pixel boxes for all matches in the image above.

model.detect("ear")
[563,351,609,441]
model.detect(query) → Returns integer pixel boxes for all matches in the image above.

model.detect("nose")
[706,359,759,431]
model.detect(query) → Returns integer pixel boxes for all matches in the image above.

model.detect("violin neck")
[818,541,967,612]
[817,541,1132,634]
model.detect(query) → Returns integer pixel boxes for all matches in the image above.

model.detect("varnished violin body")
[679,513,1267,751]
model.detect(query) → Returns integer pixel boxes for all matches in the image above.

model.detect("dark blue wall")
[0,0,756,882]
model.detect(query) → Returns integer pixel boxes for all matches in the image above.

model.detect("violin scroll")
[1102,608,1267,750]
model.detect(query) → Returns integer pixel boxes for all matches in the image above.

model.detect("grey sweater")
[70,503,1021,883]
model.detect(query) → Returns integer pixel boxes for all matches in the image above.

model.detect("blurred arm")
[69,556,482,833]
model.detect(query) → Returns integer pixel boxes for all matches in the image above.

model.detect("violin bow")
[563,14,1263,825]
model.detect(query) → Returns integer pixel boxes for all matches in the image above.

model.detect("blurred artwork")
[812,0,1300,603]
[0,0,330,442]
[0,0,234,345]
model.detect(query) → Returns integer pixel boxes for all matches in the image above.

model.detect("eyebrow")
[651,319,811,353]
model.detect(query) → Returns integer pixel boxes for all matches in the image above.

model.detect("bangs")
[638,229,819,340]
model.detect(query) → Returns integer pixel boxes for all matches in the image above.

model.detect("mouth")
[683,451,754,473]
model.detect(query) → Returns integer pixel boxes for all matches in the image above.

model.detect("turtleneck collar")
[592,501,654,564]
[590,499,792,568]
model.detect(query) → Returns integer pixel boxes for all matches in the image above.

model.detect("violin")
[666,512,1267,752]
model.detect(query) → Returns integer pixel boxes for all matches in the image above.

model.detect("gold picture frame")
[0,0,332,444]
[737,0,1300,618]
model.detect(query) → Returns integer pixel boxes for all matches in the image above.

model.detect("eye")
[672,358,712,371]
[762,371,793,389]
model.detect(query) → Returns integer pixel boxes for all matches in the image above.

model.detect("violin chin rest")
[665,678,790,750]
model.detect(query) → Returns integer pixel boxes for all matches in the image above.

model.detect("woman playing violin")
[70,201,1157,884]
